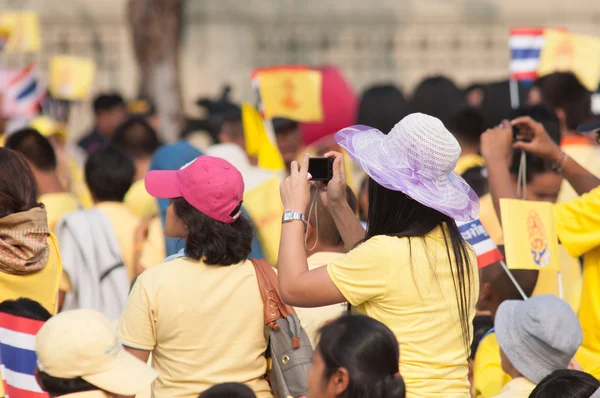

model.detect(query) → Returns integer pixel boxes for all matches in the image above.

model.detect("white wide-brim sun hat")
[334,112,479,222]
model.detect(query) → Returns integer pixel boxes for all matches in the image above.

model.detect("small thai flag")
[509,27,546,82]
[2,63,45,117]
[0,313,49,398]
[457,219,504,269]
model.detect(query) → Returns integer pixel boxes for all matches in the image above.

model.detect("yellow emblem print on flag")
[0,11,41,52]
[254,67,324,122]
[49,56,96,101]
[538,30,600,91]
[500,199,560,272]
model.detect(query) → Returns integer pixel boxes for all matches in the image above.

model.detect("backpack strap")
[250,258,298,330]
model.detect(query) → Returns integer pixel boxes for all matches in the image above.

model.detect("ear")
[331,367,350,396]
[477,282,494,311]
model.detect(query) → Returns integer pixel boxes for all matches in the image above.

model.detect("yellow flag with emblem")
[50,56,96,101]
[538,29,600,91]
[242,103,285,171]
[0,11,40,52]
[254,67,324,122]
[500,199,560,272]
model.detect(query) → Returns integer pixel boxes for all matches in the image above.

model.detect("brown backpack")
[251,259,313,398]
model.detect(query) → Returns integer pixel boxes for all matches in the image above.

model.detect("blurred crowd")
[0,68,600,398]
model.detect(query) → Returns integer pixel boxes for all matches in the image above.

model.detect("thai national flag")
[509,27,546,82]
[0,313,49,398]
[457,219,504,269]
[2,63,45,117]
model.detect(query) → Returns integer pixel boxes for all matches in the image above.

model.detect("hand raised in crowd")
[480,120,514,166]
[511,116,563,163]
[319,151,347,209]
[280,153,311,213]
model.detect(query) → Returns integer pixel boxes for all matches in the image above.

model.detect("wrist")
[549,146,564,164]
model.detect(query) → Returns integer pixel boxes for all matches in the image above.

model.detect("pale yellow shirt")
[140,217,166,270]
[61,392,113,398]
[39,192,81,234]
[96,202,140,281]
[327,229,479,398]
[118,257,272,398]
[473,332,512,398]
[493,377,535,398]
[125,179,159,220]
[295,252,347,347]
[558,139,600,203]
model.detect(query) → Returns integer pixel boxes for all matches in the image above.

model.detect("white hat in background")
[36,309,157,396]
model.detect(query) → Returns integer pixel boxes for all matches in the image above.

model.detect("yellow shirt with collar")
[118,257,272,398]
[327,228,479,398]
[555,186,600,378]
[96,202,140,281]
[39,192,81,234]
[294,251,348,347]
[493,377,536,398]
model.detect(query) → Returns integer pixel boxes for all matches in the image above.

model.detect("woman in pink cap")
[118,156,272,398]
[278,113,480,398]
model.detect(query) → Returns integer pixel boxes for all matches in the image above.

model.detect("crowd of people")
[0,70,599,398]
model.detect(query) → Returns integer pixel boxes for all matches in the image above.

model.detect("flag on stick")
[252,66,323,122]
[1,63,45,117]
[457,219,504,269]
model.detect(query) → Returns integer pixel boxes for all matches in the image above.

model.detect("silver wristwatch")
[282,210,306,230]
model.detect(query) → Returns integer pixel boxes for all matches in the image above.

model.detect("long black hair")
[366,178,474,353]
[317,314,405,398]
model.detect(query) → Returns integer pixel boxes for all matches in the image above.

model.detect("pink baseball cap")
[144,156,245,224]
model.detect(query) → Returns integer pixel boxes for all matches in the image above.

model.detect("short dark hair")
[307,185,357,247]
[317,315,406,398]
[0,148,40,218]
[38,371,98,395]
[5,128,57,171]
[444,105,485,146]
[534,72,592,130]
[357,84,410,133]
[509,105,561,182]
[409,75,464,120]
[529,369,600,398]
[199,382,256,398]
[85,145,135,202]
[172,198,253,265]
[273,118,299,135]
[0,298,51,321]
[111,116,161,159]
[480,261,538,302]
[93,93,125,114]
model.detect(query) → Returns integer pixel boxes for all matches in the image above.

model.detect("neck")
[507,368,523,380]
[306,244,346,257]
[35,171,66,195]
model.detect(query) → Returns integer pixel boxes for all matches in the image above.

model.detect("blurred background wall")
[2,0,600,134]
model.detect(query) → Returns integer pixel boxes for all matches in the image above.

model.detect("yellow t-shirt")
[327,230,479,398]
[39,192,81,234]
[140,217,166,270]
[124,179,159,220]
[455,153,485,175]
[557,139,600,204]
[494,377,536,398]
[243,176,283,265]
[118,257,272,398]
[478,193,582,314]
[96,202,140,281]
[555,186,600,379]
[473,332,511,398]
[295,252,347,347]
[68,158,94,209]
[0,234,62,315]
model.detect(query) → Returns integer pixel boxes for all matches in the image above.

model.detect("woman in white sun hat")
[278,113,480,398]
